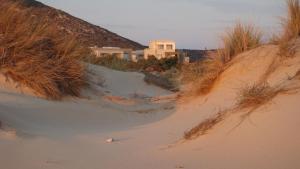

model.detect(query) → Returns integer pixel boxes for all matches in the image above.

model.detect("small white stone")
[106,138,114,143]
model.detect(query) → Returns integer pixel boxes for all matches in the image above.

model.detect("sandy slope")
[1,45,300,169]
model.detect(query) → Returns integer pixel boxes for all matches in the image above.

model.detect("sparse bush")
[135,56,179,72]
[143,67,180,91]
[160,56,178,70]
[0,2,87,100]
[219,22,262,63]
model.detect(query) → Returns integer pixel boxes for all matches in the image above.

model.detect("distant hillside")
[1,0,145,50]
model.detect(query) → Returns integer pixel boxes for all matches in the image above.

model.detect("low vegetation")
[144,68,179,92]
[0,2,88,100]
[92,55,179,72]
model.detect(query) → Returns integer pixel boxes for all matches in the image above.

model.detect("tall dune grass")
[183,1,300,141]
[283,0,300,40]
[219,22,262,63]
[181,22,260,96]
[0,2,88,100]
[276,0,300,57]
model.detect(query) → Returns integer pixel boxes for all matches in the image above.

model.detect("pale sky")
[39,0,285,49]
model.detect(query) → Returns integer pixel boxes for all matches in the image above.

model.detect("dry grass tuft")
[183,84,282,140]
[184,110,228,140]
[283,0,300,40]
[219,22,262,63]
[0,2,88,100]
[181,22,261,97]
[236,83,283,110]
[277,0,300,57]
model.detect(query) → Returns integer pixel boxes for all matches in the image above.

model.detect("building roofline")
[149,40,175,43]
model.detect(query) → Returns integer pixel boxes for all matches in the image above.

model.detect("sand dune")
[1,45,300,169]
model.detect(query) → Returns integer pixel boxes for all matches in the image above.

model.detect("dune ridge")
[1,43,300,169]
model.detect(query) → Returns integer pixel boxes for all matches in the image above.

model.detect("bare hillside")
[0,0,144,49]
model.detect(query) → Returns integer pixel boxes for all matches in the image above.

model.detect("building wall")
[131,50,144,62]
[91,47,132,60]
[144,40,176,60]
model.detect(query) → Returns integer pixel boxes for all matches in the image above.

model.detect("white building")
[144,40,176,60]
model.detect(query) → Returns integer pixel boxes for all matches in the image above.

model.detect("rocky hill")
[1,0,145,50]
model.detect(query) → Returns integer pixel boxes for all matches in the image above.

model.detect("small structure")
[144,40,176,60]
[131,50,145,62]
[91,47,133,61]
[177,51,190,64]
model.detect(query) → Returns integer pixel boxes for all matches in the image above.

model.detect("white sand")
[1,45,300,169]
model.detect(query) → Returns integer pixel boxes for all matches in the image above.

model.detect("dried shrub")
[236,83,281,110]
[0,2,88,100]
[184,110,228,140]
